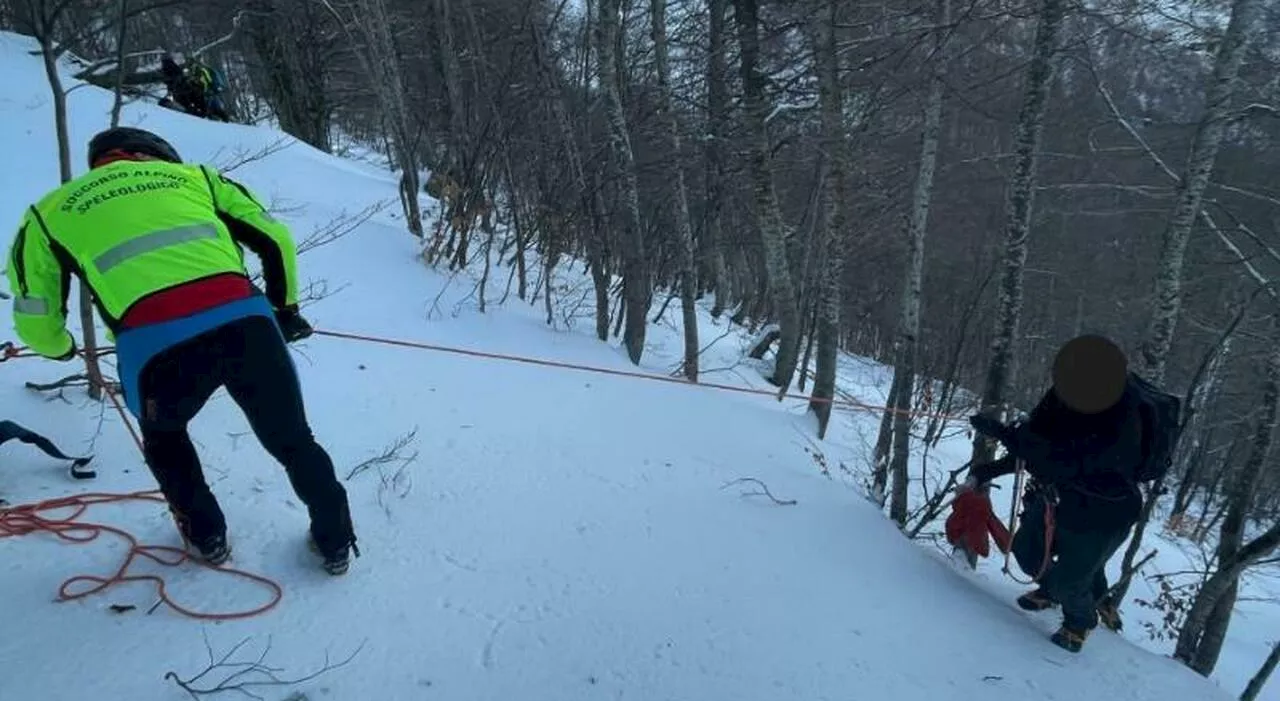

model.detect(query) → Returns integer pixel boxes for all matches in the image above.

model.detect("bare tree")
[807,0,846,438]
[1174,323,1280,675]
[1135,0,1264,383]
[884,0,950,526]
[649,0,698,381]
[969,0,1066,466]
[732,0,800,391]
[597,0,650,364]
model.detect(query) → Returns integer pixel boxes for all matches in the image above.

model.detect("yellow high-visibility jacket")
[7,160,299,359]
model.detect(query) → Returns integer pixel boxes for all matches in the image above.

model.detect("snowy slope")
[0,30,1260,701]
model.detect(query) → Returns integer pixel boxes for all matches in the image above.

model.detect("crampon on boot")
[308,535,360,576]
[191,534,232,566]
[1097,598,1123,632]
[1051,625,1090,653]
[171,508,231,566]
[1017,588,1057,612]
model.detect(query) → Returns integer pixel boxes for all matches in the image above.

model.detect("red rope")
[0,490,282,620]
[1002,460,1056,585]
[312,328,968,421]
[1,350,283,620]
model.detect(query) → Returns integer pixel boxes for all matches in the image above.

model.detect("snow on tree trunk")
[732,0,801,391]
[1116,0,1263,605]
[1175,329,1280,673]
[650,0,699,381]
[1136,0,1263,383]
[597,0,650,364]
[970,0,1065,466]
[887,0,950,526]
[704,0,732,319]
[808,0,845,438]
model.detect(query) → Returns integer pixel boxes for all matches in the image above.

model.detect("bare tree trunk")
[1241,640,1280,701]
[1136,0,1263,382]
[704,0,731,319]
[109,0,128,126]
[733,0,800,391]
[887,0,950,526]
[597,0,649,364]
[1175,329,1280,673]
[969,0,1065,466]
[809,0,845,438]
[528,17,609,340]
[650,0,699,381]
[1174,522,1280,671]
[1171,335,1232,522]
[873,372,904,505]
[37,34,105,400]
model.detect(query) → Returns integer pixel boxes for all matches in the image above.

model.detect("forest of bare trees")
[3,0,1280,685]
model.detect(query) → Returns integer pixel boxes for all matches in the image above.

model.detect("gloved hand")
[274,305,314,343]
[51,338,78,362]
[969,414,1013,445]
[1,342,18,361]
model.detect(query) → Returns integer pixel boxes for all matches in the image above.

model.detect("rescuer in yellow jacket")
[5,127,357,575]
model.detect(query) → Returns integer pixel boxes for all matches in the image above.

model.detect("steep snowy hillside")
[0,30,1261,701]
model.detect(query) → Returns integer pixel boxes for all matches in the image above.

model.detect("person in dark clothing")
[159,53,232,122]
[159,53,208,118]
[963,334,1143,652]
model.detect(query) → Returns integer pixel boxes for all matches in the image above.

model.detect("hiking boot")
[191,534,232,567]
[1051,625,1090,653]
[1097,599,1124,632]
[308,534,359,576]
[1017,588,1058,612]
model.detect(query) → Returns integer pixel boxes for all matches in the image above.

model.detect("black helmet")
[87,127,182,168]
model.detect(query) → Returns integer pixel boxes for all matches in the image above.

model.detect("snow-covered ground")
[0,30,1274,701]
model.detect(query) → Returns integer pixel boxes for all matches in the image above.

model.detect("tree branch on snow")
[164,630,364,700]
[345,428,419,481]
[296,280,350,310]
[720,477,796,506]
[297,201,389,255]
[25,374,90,392]
[210,137,297,174]
[345,428,419,519]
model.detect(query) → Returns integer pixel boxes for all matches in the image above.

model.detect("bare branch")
[210,137,297,174]
[345,428,420,481]
[719,477,797,506]
[164,634,364,699]
[297,201,389,255]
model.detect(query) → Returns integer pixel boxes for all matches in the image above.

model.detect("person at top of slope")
[955,334,1179,653]
[5,127,358,575]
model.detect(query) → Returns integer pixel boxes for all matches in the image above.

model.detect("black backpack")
[1131,374,1182,483]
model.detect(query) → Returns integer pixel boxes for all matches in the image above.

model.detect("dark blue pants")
[138,316,354,556]
[1013,489,1132,631]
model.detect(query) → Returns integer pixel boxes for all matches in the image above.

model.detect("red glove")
[945,487,1012,558]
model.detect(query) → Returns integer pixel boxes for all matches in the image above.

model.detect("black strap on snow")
[0,420,96,480]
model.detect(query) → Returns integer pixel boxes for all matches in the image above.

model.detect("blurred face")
[1051,335,1128,414]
